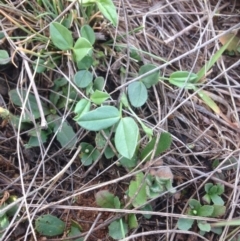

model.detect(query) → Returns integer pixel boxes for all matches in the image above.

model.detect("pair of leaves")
[128,64,160,107]
[50,23,93,62]
[177,199,226,232]
[203,183,224,205]
[76,105,139,159]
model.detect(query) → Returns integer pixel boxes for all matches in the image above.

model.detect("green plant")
[177,199,226,234]
[203,183,224,205]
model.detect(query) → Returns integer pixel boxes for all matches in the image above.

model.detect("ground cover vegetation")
[0,0,240,240]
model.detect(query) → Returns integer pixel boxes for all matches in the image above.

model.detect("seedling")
[177,199,226,234]
[203,183,224,205]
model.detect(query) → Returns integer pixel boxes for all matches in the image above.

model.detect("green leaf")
[80,25,96,45]
[25,130,48,149]
[119,155,138,168]
[6,196,19,217]
[0,50,11,65]
[170,71,198,82]
[104,146,115,159]
[74,70,93,88]
[9,89,50,119]
[177,218,194,231]
[80,142,93,160]
[139,64,159,88]
[74,99,91,121]
[139,120,153,139]
[141,204,152,219]
[77,106,120,131]
[204,183,213,193]
[108,220,128,240]
[128,214,138,229]
[0,215,9,237]
[115,117,139,159]
[95,190,116,208]
[169,71,197,89]
[211,227,223,235]
[35,214,65,237]
[90,90,110,105]
[198,205,214,217]
[196,35,235,81]
[32,58,47,73]
[211,205,226,217]
[114,196,121,209]
[202,194,211,204]
[77,55,93,70]
[53,117,77,149]
[128,172,147,207]
[73,37,92,62]
[96,0,118,27]
[0,32,4,39]
[95,132,107,149]
[66,221,83,241]
[210,194,224,206]
[215,183,224,195]
[197,221,211,232]
[128,81,148,107]
[189,199,201,210]
[140,132,172,161]
[93,77,105,91]
[79,142,100,166]
[49,22,73,50]
[120,92,129,108]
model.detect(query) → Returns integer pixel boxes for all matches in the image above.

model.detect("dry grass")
[0,0,240,240]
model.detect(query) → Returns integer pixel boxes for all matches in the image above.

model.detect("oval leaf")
[73,37,92,62]
[115,117,139,159]
[128,172,147,207]
[96,0,118,27]
[128,81,148,107]
[177,218,194,231]
[77,106,120,131]
[74,99,91,120]
[170,71,198,83]
[95,190,116,208]
[139,64,159,88]
[90,90,110,105]
[74,70,93,88]
[35,214,65,237]
[81,25,96,45]
[54,120,77,149]
[140,132,172,161]
[108,220,128,240]
[50,22,73,50]
[0,50,10,65]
